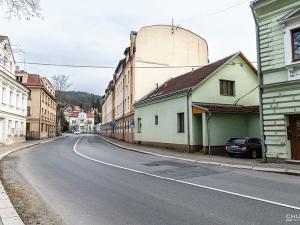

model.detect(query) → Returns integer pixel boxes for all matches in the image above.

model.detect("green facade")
[253,0,300,159]
[134,54,260,151]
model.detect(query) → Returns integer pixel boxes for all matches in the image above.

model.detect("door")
[290,116,300,160]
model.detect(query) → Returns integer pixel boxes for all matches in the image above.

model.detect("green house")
[251,0,300,160]
[134,52,260,154]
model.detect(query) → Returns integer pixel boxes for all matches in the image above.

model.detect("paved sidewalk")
[99,135,300,176]
[0,136,65,225]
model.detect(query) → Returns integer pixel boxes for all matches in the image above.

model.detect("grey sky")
[0,0,256,95]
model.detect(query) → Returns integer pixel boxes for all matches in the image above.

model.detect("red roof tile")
[25,74,44,87]
[86,112,94,118]
[140,53,238,102]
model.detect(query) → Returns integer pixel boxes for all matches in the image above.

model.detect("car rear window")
[231,138,246,144]
[227,138,239,143]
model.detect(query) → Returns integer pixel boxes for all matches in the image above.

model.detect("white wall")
[134,25,208,101]
[0,64,28,145]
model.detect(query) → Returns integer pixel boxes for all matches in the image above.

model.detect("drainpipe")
[39,90,41,140]
[187,88,192,152]
[251,1,267,162]
[207,111,212,155]
[122,75,125,141]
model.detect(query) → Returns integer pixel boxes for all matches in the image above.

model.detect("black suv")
[225,137,262,159]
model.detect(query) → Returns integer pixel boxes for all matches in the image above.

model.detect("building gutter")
[187,88,192,152]
[251,1,267,162]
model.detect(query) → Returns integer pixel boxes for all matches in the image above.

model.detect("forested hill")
[57,91,103,112]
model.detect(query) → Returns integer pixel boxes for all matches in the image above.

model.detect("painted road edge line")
[0,136,65,225]
[74,136,300,211]
[98,136,300,176]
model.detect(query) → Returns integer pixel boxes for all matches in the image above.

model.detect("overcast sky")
[0,0,256,95]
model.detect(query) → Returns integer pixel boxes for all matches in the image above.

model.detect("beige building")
[102,25,209,142]
[16,71,57,139]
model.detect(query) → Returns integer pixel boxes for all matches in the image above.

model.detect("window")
[28,91,31,100]
[16,94,19,107]
[1,87,5,103]
[9,91,13,105]
[27,107,31,116]
[137,118,142,133]
[220,80,235,96]
[16,76,23,83]
[4,56,8,68]
[155,115,158,125]
[177,113,184,133]
[15,121,18,134]
[291,28,300,62]
[20,122,24,135]
[8,120,11,135]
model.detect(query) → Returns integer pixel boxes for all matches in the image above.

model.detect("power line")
[16,61,257,69]
[174,0,249,24]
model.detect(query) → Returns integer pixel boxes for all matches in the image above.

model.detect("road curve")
[10,135,300,225]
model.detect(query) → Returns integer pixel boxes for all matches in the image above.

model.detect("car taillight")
[238,144,246,150]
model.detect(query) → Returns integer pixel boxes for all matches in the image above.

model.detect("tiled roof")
[86,112,94,118]
[193,103,259,113]
[25,74,44,87]
[140,53,238,102]
[137,52,256,105]
[68,112,79,117]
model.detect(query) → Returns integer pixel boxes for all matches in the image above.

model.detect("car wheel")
[252,150,257,159]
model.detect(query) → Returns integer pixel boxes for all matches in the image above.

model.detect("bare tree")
[51,74,73,104]
[0,0,41,19]
[52,74,72,92]
[51,75,72,135]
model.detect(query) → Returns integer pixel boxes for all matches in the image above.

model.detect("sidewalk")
[98,135,300,176]
[0,136,64,225]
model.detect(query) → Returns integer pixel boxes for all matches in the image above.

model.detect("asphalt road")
[11,135,300,225]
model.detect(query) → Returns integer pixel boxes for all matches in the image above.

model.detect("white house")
[0,35,29,145]
[64,107,94,133]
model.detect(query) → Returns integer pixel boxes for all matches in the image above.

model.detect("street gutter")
[0,136,65,225]
[98,135,300,176]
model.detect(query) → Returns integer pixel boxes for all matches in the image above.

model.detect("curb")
[98,135,300,176]
[0,136,65,225]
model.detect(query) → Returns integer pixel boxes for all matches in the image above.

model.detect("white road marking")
[73,136,300,211]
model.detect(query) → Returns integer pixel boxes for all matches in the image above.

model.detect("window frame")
[137,118,142,133]
[291,27,300,62]
[155,115,158,125]
[219,79,235,96]
[177,112,185,133]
